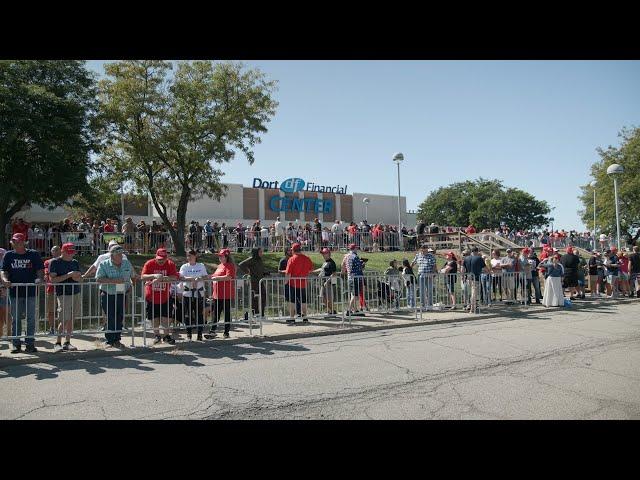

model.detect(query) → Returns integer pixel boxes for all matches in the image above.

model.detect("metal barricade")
[137,277,255,345]
[343,272,418,318]
[259,275,347,325]
[0,280,137,348]
[479,271,530,306]
[415,273,475,317]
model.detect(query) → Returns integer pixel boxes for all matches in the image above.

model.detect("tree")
[417,178,551,231]
[0,60,98,247]
[98,60,278,255]
[579,126,640,246]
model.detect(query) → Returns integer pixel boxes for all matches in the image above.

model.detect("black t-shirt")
[629,253,640,274]
[279,257,289,272]
[588,257,600,276]
[1,249,45,297]
[560,253,580,271]
[463,255,485,278]
[320,258,337,277]
[446,260,458,274]
[48,258,81,295]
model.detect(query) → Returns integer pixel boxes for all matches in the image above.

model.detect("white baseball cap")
[108,239,119,247]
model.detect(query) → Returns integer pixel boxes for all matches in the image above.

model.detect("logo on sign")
[280,178,306,193]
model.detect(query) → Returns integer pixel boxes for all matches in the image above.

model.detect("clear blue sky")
[86,60,640,231]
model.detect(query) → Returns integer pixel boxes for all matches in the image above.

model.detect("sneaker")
[331,310,337,315]
[112,341,127,349]
[196,333,203,341]
[204,332,218,340]
[48,327,55,336]
[163,335,176,345]
[10,345,22,354]
[186,334,192,341]
[302,317,309,323]
[286,319,295,325]
[53,343,63,353]
[153,335,162,345]
[25,345,38,354]
[223,332,230,339]
[63,342,77,352]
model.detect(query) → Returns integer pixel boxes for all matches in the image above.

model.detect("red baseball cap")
[566,246,574,254]
[11,233,25,242]
[61,242,76,254]
[522,247,531,254]
[292,243,302,252]
[611,247,618,252]
[155,248,168,259]
[348,243,358,250]
[217,248,231,257]
[320,247,330,254]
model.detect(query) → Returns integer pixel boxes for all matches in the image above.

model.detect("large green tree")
[579,126,640,246]
[417,178,551,231]
[0,60,98,247]
[98,60,278,255]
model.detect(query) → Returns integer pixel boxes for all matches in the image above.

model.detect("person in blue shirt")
[1,233,45,353]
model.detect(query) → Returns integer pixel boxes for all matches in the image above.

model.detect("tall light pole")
[392,153,404,250]
[607,163,624,249]
[362,197,370,222]
[590,180,597,250]
[120,179,125,229]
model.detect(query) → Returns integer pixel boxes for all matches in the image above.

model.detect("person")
[48,243,84,352]
[618,251,630,297]
[490,249,503,302]
[178,249,208,341]
[604,248,620,298]
[441,252,458,308]
[462,246,485,313]
[539,255,565,307]
[205,248,236,339]
[480,254,493,305]
[279,247,301,316]
[628,246,640,297]
[500,249,516,302]
[576,252,587,299]
[401,259,416,308]
[560,247,581,300]
[384,260,402,309]
[141,248,179,345]
[342,243,366,316]
[284,243,314,324]
[588,251,603,298]
[239,247,268,318]
[0,248,12,340]
[528,249,542,304]
[103,219,115,233]
[411,243,437,311]
[313,247,337,315]
[95,244,135,348]
[44,245,61,335]
[122,217,136,252]
[518,248,534,305]
[1,233,45,354]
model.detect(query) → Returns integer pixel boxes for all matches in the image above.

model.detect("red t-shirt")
[142,259,178,304]
[103,224,115,233]
[12,223,29,239]
[211,262,236,300]
[286,253,313,288]
[44,258,55,295]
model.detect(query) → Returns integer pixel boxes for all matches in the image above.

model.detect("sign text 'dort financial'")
[252,177,348,195]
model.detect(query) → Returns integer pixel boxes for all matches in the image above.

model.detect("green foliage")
[417,178,551,231]
[98,60,278,255]
[578,126,640,245]
[0,60,98,245]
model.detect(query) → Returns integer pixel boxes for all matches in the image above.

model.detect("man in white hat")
[82,240,129,278]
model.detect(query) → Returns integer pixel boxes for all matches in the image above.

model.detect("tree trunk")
[0,200,27,249]
[174,187,191,257]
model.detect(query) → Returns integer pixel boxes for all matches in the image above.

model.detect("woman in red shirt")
[205,248,236,339]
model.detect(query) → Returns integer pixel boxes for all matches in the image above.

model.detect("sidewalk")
[0,299,625,368]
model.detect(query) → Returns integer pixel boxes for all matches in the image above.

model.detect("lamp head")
[392,152,404,163]
[606,164,624,175]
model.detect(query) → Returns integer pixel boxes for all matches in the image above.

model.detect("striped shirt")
[343,252,364,278]
[413,252,436,275]
[96,258,134,294]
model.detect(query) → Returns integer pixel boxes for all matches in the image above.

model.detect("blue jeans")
[406,283,416,307]
[418,275,434,308]
[10,295,36,348]
[480,274,492,304]
[101,293,125,344]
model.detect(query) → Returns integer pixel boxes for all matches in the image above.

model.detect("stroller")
[377,280,398,309]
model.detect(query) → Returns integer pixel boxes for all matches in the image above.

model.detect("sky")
[86,60,640,231]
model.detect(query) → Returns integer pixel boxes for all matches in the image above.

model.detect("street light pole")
[607,164,624,249]
[590,180,597,251]
[363,197,370,222]
[392,153,404,250]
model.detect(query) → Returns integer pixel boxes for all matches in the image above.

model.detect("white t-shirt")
[490,258,502,276]
[179,262,208,297]
[274,221,282,234]
[93,252,128,270]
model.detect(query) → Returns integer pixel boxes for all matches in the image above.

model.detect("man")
[141,248,179,344]
[528,249,542,304]
[44,245,61,335]
[313,247,337,315]
[279,247,300,316]
[588,251,603,297]
[122,217,137,252]
[341,243,365,316]
[462,246,486,313]
[411,243,437,310]
[519,248,533,305]
[49,243,83,352]
[274,217,283,250]
[95,244,135,348]
[239,247,268,318]
[313,218,322,250]
[501,249,517,302]
[1,233,45,353]
[12,218,29,243]
[331,220,343,249]
[284,243,313,324]
[628,246,640,297]
[204,220,215,253]
[560,246,581,300]
[84,239,130,278]
[103,218,115,233]
[604,247,620,298]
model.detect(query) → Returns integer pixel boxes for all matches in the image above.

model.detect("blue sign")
[280,178,306,193]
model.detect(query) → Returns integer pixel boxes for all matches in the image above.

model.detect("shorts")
[348,277,364,296]
[319,278,336,301]
[607,275,618,284]
[46,293,56,316]
[285,285,307,304]
[57,294,82,322]
[146,301,170,320]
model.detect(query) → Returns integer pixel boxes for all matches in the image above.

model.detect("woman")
[539,256,565,307]
[205,248,236,339]
[238,247,268,318]
[618,252,630,296]
[401,259,416,308]
[384,260,402,309]
[179,249,209,341]
[490,249,503,302]
[441,252,458,308]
